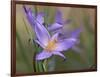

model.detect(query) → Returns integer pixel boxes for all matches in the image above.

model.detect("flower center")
[45,39,57,52]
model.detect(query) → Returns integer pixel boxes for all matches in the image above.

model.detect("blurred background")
[16,4,96,74]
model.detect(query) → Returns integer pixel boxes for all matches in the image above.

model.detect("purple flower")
[34,18,78,61]
[48,10,71,33]
[24,7,80,61]
[23,6,44,29]
[47,10,81,42]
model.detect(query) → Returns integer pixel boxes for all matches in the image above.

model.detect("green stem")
[33,40,45,72]
[43,59,48,72]
[33,41,39,72]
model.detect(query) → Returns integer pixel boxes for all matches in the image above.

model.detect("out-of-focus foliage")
[16,4,96,73]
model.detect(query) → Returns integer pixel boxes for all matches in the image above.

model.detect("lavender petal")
[36,12,45,24]
[48,23,63,32]
[51,33,60,41]
[55,38,77,52]
[35,22,50,46]
[23,6,35,28]
[71,28,82,38]
[52,51,66,59]
[35,40,45,48]
[36,50,52,60]
[55,10,63,24]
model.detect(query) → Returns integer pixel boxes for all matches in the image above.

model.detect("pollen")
[45,39,57,52]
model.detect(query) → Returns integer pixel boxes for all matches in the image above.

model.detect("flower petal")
[36,12,44,24]
[55,38,77,52]
[55,10,71,25]
[51,33,59,41]
[24,6,50,47]
[47,10,63,32]
[48,23,63,31]
[52,51,66,59]
[34,40,45,48]
[36,50,52,60]
[55,10,63,24]
[23,6,35,28]
[71,28,81,38]
[35,22,50,46]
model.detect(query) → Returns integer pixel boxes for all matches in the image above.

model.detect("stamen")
[45,39,57,52]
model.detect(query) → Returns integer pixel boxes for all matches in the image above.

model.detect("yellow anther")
[45,39,57,52]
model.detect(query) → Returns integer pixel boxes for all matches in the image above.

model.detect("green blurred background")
[16,4,96,74]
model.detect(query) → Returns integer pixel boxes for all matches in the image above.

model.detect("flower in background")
[48,10,71,33]
[48,10,81,41]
